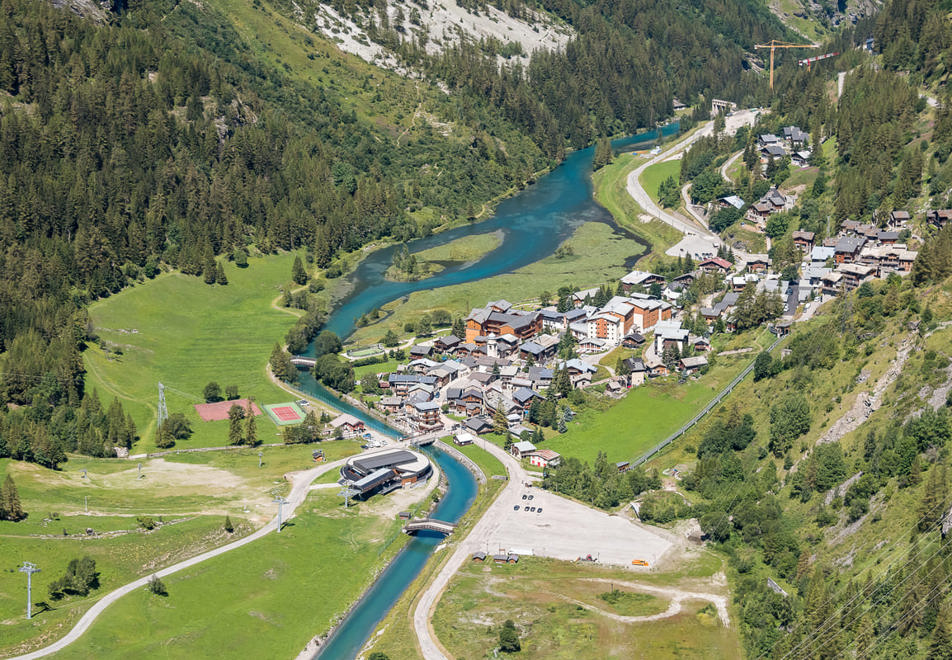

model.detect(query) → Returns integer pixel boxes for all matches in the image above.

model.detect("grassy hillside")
[85,253,306,450]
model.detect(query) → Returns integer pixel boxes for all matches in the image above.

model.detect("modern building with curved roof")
[341,447,432,498]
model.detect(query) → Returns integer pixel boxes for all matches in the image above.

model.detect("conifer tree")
[292,256,307,285]
[493,406,508,435]
[216,262,227,285]
[245,401,258,446]
[0,475,24,521]
[228,404,245,446]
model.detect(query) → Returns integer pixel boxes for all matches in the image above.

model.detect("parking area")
[475,481,673,567]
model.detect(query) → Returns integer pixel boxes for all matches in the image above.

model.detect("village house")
[572,287,600,307]
[528,449,562,469]
[511,440,537,459]
[680,356,709,374]
[464,302,542,343]
[792,230,815,253]
[719,195,746,211]
[928,209,952,229]
[463,415,492,435]
[620,270,665,293]
[888,210,911,228]
[454,431,477,446]
[622,331,646,348]
[623,357,647,386]
[409,344,433,359]
[388,374,438,397]
[434,334,461,353]
[697,257,733,274]
[834,236,866,264]
[745,254,771,273]
[378,396,403,414]
[329,414,366,438]
[653,321,690,354]
[858,245,918,275]
[839,263,877,291]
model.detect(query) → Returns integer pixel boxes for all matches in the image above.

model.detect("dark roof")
[520,341,544,356]
[464,416,492,432]
[513,387,541,404]
[436,335,461,347]
[409,345,433,356]
[352,450,419,475]
[528,366,554,380]
[835,236,866,254]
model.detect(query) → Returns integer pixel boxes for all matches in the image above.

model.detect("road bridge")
[403,518,457,535]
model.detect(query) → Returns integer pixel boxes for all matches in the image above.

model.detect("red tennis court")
[272,406,300,421]
[194,399,261,422]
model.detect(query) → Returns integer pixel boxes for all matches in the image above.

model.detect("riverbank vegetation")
[591,152,683,267]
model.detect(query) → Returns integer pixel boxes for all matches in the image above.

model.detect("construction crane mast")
[754,40,818,89]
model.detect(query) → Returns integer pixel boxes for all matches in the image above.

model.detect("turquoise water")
[299,123,679,659]
[317,123,680,340]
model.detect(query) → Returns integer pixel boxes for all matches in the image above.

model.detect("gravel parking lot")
[473,472,672,567]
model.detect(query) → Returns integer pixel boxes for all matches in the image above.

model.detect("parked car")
[513,505,520,511]
[530,507,536,512]
[537,508,543,514]
[524,506,530,511]
[521,494,527,500]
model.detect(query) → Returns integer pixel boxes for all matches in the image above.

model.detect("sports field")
[264,402,305,426]
[84,252,307,451]
[639,159,681,203]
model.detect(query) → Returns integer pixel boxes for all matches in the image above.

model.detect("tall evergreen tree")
[1,475,24,521]
[245,401,258,447]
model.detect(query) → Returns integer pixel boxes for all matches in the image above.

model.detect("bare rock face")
[51,0,109,22]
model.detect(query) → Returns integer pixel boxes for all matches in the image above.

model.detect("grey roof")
[520,340,544,356]
[513,387,541,405]
[835,236,866,254]
[464,416,492,432]
[528,366,554,381]
[352,468,394,491]
[352,450,418,474]
[764,144,786,157]
[720,195,745,209]
[411,400,440,411]
[388,374,438,385]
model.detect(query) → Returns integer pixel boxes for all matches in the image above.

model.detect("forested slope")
[0,0,793,464]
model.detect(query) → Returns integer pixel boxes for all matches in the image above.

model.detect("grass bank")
[0,442,360,656]
[544,356,751,464]
[639,160,681,204]
[592,153,682,266]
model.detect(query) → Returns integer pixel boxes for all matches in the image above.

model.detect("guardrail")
[632,336,782,467]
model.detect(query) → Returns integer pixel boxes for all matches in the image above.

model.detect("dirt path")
[11,454,359,660]
[573,577,729,626]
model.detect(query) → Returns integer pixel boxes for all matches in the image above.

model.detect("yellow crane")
[754,40,818,89]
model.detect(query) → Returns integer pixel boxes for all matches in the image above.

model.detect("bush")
[48,557,99,599]
[147,575,168,596]
[203,382,222,403]
[225,385,239,400]
[498,619,521,653]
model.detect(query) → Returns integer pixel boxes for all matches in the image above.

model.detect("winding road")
[12,454,359,660]
[625,109,760,241]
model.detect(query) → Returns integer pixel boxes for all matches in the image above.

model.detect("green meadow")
[544,356,750,464]
[85,252,306,451]
[52,492,412,660]
[0,441,361,656]
[639,160,682,204]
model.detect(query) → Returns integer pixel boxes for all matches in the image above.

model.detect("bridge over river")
[403,518,457,535]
